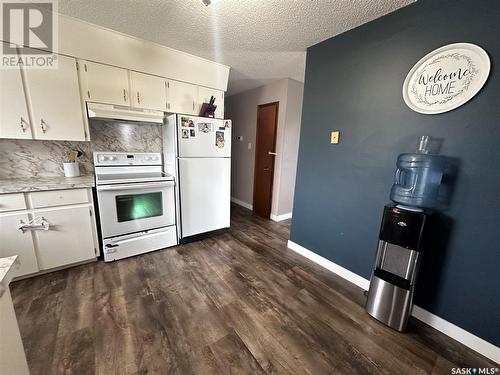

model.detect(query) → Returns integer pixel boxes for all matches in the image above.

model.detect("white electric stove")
[94,152,178,261]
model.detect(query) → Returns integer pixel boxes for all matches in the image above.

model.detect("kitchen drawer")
[29,188,89,208]
[0,193,26,212]
[103,226,177,262]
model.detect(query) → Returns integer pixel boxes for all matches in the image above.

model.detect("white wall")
[277,79,304,215]
[226,78,303,218]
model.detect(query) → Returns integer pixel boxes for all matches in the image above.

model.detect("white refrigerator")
[176,115,231,239]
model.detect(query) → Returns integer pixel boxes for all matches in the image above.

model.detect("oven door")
[97,181,175,238]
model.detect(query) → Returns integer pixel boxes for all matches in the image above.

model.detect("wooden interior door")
[253,102,279,218]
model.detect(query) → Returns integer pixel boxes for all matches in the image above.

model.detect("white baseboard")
[287,240,500,363]
[411,306,500,363]
[231,197,253,210]
[287,240,369,289]
[270,212,293,222]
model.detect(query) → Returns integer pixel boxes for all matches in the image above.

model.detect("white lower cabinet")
[0,189,98,278]
[0,212,39,278]
[34,205,96,270]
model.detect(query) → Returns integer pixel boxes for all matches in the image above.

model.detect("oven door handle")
[97,181,175,191]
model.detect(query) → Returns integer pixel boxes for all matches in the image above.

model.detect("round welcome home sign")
[402,43,490,114]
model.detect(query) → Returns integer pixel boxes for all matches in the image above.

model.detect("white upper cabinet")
[130,71,167,111]
[0,43,32,139]
[166,80,198,115]
[80,61,130,106]
[198,86,224,119]
[25,53,86,141]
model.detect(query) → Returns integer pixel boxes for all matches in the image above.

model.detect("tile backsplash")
[0,120,164,179]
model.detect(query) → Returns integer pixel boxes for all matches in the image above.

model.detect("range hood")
[87,102,164,124]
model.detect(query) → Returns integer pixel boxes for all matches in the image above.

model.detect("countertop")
[0,256,19,298]
[0,174,95,194]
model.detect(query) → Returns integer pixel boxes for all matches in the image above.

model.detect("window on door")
[115,192,163,222]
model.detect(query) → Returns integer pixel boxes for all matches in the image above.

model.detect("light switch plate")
[331,131,340,144]
[248,142,252,150]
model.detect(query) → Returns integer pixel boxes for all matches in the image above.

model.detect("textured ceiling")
[56,0,415,95]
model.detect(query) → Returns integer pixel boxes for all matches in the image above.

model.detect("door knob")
[264,167,270,171]
[268,151,277,156]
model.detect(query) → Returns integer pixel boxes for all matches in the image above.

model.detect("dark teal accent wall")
[290,0,500,346]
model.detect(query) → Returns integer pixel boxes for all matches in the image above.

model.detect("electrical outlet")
[331,131,340,144]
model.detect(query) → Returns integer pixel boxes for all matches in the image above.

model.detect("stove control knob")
[100,156,109,161]
[152,156,158,161]
[109,156,117,161]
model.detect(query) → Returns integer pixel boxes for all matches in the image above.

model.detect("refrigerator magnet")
[181,117,190,127]
[190,129,196,137]
[216,131,225,148]
[198,123,211,133]
[181,129,189,139]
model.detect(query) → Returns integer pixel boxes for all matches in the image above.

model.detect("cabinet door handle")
[18,217,50,233]
[40,119,47,133]
[20,117,28,133]
[137,91,140,104]
[193,101,195,111]
[123,89,128,102]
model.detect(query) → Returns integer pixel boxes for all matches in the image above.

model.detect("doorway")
[253,102,279,218]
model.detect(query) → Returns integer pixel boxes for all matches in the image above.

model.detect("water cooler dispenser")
[365,205,426,331]
[366,136,445,331]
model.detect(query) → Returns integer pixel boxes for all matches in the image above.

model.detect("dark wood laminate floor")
[11,204,497,375]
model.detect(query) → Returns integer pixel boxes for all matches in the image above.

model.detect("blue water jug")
[390,153,447,209]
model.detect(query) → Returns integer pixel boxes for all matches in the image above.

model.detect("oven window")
[115,192,163,222]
